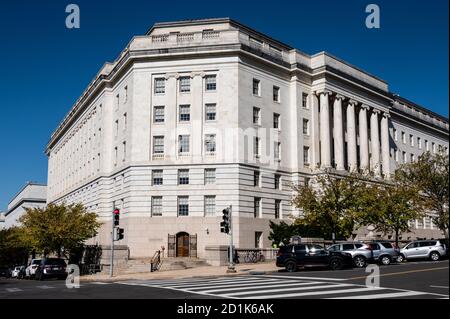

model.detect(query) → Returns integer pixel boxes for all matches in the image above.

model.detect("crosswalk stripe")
[250,287,385,299]
[37,285,55,289]
[6,288,22,292]
[90,282,112,285]
[328,291,426,299]
[202,281,321,294]
[162,278,275,288]
[134,277,256,286]
[260,275,347,281]
[185,279,281,291]
[223,283,351,297]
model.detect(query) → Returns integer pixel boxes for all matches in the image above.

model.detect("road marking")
[429,285,449,289]
[259,274,347,281]
[202,281,321,294]
[186,279,281,291]
[224,283,351,297]
[37,285,55,289]
[328,291,426,299]
[161,278,275,288]
[6,288,22,292]
[347,266,449,280]
[250,287,385,299]
[90,282,113,285]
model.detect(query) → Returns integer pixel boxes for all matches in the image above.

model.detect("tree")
[19,203,101,257]
[292,170,369,242]
[0,227,30,267]
[268,221,295,246]
[395,151,449,238]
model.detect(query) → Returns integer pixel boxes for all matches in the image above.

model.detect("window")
[154,78,165,94]
[254,137,260,157]
[151,196,162,216]
[179,105,190,122]
[205,75,216,91]
[418,137,422,149]
[275,200,281,219]
[178,169,189,185]
[204,168,216,184]
[178,196,189,216]
[153,136,164,155]
[205,134,216,154]
[205,103,216,121]
[410,134,414,147]
[152,170,163,185]
[254,198,261,218]
[410,154,415,162]
[123,113,127,130]
[153,106,165,123]
[432,142,436,153]
[425,140,429,151]
[303,146,310,165]
[393,129,398,141]
[395,149,399,162]
[274,174,281,190]
[273,113,280,129]
[273,86,280,102]
[116,94,120,109]
[274,142,281,160]
[304,177,310,186]
[124,86,128,103]
[402,151,407,163]
[253,107,261,125]
[122,141,126,162]
[254,171,260,187]
[402,132,406,144]
[178,135,190,153]
[343,244,355,250]
[179,76,190,93]
[204,196,216,216]
[252,78,260,96]
[301,93,308,108]
[115,120,119,137]
[114,147,118,166]
[255,231,263,248]
[303,119,309,135]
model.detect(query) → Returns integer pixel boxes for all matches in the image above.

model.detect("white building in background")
[4,182,47,229]
[45,18,449,259]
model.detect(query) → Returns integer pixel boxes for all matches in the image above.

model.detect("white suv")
[399,240,447,262]
[25,259,42,279]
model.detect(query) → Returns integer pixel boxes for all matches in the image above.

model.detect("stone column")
[358,105,370,171]
[319,90,332,168]
[381,112,391,179]
[333,94,345,170]
[370,109,381,176]
[346,100,358,172]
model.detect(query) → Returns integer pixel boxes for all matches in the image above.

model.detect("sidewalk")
[79,262,280,282]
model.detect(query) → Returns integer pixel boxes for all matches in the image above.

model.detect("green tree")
[268,221,294,246]
[395,151,449,238]
[0,227,30,267]
[292,170,369,242]
[19,203,101,257]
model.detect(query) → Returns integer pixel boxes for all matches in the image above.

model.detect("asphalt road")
[0,259,448,299]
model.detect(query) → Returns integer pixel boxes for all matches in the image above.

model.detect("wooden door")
[176,233,190,257]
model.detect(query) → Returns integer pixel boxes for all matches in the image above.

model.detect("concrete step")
[115,257,210,274]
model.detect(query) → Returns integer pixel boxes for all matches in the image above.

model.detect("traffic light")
[113,208,120,226]
[221,207,230,234]
[114,227,124,241]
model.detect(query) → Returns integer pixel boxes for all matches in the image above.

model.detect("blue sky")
[0,0,448,210]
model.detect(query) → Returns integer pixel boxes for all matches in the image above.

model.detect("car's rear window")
[419,241,436,247]
[355,244,363,248]
[342,244,355,250]
[381,243,393,248]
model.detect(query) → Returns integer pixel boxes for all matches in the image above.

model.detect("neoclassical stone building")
[46,18,449,259]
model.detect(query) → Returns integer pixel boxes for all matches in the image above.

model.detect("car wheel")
[353,256,367,268]
[380,255,391,265]
[285,261,297,273]
[397,254,405,263]
[430,251,440,261]
[330,257,344,270]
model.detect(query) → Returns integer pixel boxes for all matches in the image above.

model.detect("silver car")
[399,240,447,262]
[327,242,372,268]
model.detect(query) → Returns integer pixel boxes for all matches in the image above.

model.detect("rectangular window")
[418,137,422,149]
[253,107,260,125]
[273,86,280,102]
[303,119,309,135]
[122,141,126,162]
[205,103,216,121]
[254,137,260,157]
[205,134,216,154]
[178,196,189,216]
[115,120,119,137]
[205,75,217,91]
[304,177,310,187]
[410,134,414,147]
[152,170,163,185]
[178,135,190,153]
[204,196,216,217]
[151,196,162,216]
[204,168,216,184]
[395,149,399,162]
[402,151,407,163]
[303,146,310,165]
[123,113,127,130]
[425,140,429,151]
[178,169,189,185]
[432,142,436,153]
[254,171,260,187]
[274,142,281,160]
[253,78,260,96]
[273,113,280,129]
[254,198,261,218]
[179,76,191,93]
[255,231,263,248]
[410,154,415,162]
[402,132,406,144]
[275,200,281,219]
[302,93,308,108]
[114,147,118,166]
[116,94,120,109]
[154,78,165,94]
[274,174,281,190]
[153,136,164,155]
[393,129,398,141]
[153,106,165,123]
[179,105,190,122]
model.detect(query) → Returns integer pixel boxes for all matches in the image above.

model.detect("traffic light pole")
[227,205,236,273]
[110,216,115,277]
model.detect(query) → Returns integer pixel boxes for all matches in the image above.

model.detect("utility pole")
[227,205,236,273]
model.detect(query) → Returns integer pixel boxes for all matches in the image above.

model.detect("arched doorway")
[176,232,190,257]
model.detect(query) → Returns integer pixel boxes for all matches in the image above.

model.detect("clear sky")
[0,0,448,210]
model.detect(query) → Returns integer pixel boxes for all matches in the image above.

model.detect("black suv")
[276,244,353,272]
[34,258,68,280]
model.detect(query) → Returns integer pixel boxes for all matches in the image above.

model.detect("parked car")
[276,244,354,272]
[365,241,400,265]
[11,266,26,278]
[0,267,12,278]
[25,259,42,279]
[34,258,68,280]
[398,240,447,262]
[327,242,371,268]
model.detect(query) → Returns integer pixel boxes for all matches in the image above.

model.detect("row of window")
[252,107,309,134]
[393,129,447,153]
[252,78,309,108]
[154,75,217,94]
[153,104,216,123]
[151,195,282,219]
[152,134,216,156]
[151,168,216,186]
